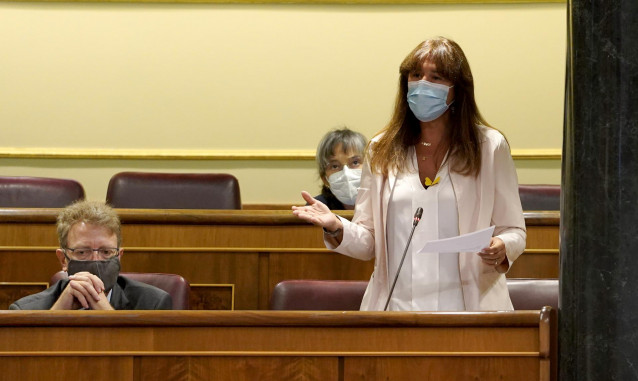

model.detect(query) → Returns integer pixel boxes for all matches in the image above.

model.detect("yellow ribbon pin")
[424,177,440,188]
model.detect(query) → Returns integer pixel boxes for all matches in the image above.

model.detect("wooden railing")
[0,309,557,381]
[0,208,559,310]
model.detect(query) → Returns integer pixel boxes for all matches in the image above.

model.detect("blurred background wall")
[0,1,565,204]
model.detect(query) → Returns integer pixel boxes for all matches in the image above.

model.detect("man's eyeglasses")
[63,248,120,261]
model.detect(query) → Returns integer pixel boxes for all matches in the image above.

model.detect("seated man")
[10,200,172,310]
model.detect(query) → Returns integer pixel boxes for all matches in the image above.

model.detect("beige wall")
[0,2,565,204]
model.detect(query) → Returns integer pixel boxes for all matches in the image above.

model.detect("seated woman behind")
[315,128,368,210]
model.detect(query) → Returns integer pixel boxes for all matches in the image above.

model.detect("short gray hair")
[57,200,121,248]
[316,127,367,178]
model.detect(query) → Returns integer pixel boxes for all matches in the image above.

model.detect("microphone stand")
[383,207,423,311]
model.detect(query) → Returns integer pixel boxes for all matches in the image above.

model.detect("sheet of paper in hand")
[418,226,495,254]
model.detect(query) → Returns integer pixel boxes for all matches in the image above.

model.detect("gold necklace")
[416,143,447,188]
[418,144,437,161]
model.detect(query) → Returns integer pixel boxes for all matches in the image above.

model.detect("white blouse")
[385,147,465,311]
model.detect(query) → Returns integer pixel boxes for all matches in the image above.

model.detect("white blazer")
[326,126,526,311]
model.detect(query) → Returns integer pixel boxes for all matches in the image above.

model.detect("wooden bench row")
[0,209,559,310]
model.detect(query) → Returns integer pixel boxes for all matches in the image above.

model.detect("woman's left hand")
[478,237,507,267]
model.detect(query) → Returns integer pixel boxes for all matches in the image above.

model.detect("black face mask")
[67,257,121,292]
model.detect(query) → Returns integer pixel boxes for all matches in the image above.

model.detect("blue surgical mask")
[407,80,453,122]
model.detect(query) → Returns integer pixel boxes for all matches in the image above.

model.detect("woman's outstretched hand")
[292,191,343,232]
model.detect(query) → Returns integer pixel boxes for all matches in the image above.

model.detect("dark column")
[561,0,638,380]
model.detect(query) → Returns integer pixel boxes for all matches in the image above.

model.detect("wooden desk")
[0,309,556,381]
[0,209,559,310]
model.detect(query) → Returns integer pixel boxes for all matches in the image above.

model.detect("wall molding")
[0,147,561,161]
[511,149,562,160]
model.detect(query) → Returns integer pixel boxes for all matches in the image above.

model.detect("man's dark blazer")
[9,275,172,310]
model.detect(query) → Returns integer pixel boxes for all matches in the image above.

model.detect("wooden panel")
[526,225,560,249]
[1,223,58,246]
[0,282,48,309]
[0,209,559,249]
[508,250,559,278]
[510,216,560,278]
[136,356,338,381]
[0,310,556,381]
[121,224,326,248]
[344,357,539,380]
[190,284,234,310]
[243,203,295,210]
[0,250,60,281]
[0,209,560,310]
[120,250,258,309]
[0,311,548,353]
[269,251,375,281]
[0,357,133,381]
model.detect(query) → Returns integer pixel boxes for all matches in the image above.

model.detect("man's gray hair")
[316,127,367,178]
[57,200,121,248]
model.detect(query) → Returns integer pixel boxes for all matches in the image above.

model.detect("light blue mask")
[407,80,453,122]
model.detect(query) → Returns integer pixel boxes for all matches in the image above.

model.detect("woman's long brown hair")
[369,37,492,177]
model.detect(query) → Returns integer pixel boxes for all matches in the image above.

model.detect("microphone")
[383,207,423,311]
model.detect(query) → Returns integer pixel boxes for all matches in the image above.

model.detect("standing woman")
[293,37,526,311]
